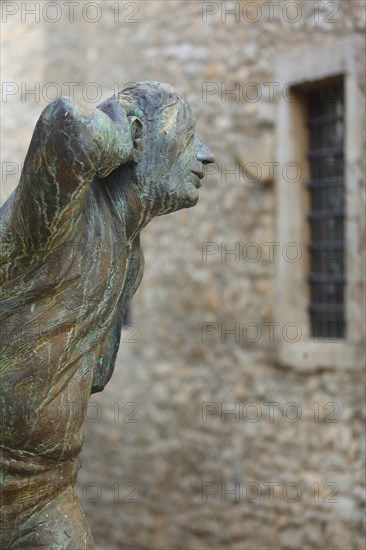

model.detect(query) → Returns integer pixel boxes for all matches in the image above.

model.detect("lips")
[191,170,205,188]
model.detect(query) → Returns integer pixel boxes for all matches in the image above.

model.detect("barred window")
[275,36,363,369]
[306,80,345,339]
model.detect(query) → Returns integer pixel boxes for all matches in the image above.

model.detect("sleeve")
[8,96,134,257]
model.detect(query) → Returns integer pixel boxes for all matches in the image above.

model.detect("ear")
[128,115,144,143]
[127,116,144,163]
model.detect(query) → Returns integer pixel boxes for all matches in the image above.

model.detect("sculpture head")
[100,82,215,217]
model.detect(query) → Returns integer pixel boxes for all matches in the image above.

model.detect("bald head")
[99,81,214,219]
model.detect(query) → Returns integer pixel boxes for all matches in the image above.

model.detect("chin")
[185,190,199,207]
[178,186,199,209]
[184,179,201,203]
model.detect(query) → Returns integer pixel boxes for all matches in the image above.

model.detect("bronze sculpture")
[0,82,214,549]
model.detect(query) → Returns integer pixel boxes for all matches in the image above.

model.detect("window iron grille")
[306,80,345,339]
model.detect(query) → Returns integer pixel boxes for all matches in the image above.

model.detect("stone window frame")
[274,35,364,370]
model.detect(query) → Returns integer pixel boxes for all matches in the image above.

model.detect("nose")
[196,136,215,165]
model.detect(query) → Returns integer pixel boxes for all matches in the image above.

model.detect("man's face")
[133,98,215,216]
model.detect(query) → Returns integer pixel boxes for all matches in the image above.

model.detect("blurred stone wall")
[1,1,365,548]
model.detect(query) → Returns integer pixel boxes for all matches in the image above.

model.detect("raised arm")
[6,96,134,258]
